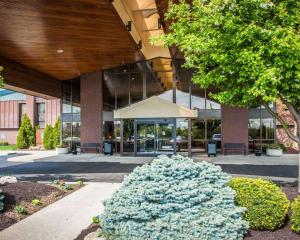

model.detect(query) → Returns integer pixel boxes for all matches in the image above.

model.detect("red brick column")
[80,71,103,150]
[26,95,36,126]
[221,106,249,154]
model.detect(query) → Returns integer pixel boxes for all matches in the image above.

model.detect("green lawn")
[0,145,17,151]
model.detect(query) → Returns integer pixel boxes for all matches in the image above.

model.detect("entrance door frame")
[134,118,177,156]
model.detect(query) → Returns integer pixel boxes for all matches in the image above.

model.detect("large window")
[19,103,26,126]
[61,79,81,148]
[248,106,275,152]
[37,103,45,128]
[103,58,225,155]
[123,119,134,153]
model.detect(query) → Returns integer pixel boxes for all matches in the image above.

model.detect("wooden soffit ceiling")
[0,0,142,80]
[112,0,171,59]
[155,0,184,59]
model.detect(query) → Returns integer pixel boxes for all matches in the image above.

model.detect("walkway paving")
[0,150,57,163]
[0,151,298,182]
[1,151,153,164]
[2,150,298,165]
[0,182,121,240]
[0,161,298,182]
[209,154,299,165]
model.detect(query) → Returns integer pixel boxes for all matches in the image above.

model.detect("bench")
[224,143,246,155]
[80,143,101,154]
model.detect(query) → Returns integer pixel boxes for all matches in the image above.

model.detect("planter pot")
[266,148,283,157]
[56,147,68,155]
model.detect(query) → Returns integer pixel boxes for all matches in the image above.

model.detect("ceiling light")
[57,49,64,53]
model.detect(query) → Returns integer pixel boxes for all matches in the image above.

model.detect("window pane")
[37,103,45,128]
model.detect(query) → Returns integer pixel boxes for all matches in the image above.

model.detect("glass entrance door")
[136,123,155,153]
[135,120,175,155]
[156,123,174,154]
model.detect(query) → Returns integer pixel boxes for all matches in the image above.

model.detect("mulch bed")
[74,223,99,240]
[0,182,81,231]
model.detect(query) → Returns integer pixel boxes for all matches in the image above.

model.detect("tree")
[16,126,28,149]
[0,66,3,87]
[52,117,61,147]
[43,125,54,150]
[16,114,36,148]
[22,114,36,146]
[160,0,300,189]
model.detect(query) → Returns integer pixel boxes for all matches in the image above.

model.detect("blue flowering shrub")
[100,155,249,240]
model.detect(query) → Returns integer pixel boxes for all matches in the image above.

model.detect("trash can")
[255,150,262,156]
[207,142,217,157]
[71,142,77,155]
[104,141,113,155]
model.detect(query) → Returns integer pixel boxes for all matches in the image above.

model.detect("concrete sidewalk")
[0,150,57,163]
[34,153,153,164]
[0,182,121,240]
[2,150,153,164]
[206,154,299,165]
[1,150,298,166]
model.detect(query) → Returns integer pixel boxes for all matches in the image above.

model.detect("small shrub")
[268,143,286,151]
[229,177,289,230]
[0,141,9,146]
[261,144,269,153]
[92,216,100,224]
[291,196,300,233]
[0,189,4,212]
[51,179,73,191]
[62,184,73,191]
[76,180,84,187]
[43,125,54,149]
[51,179,60,185]
[14,205,28,215]
[100,155,249,239]
[31,199,42,206]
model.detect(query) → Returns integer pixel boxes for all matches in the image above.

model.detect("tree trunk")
[298,139,300,193]
[298,144,300,193]
[297,124,300,193]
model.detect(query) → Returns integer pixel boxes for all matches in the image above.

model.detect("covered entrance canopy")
[114,96,198,119]
[114,96,197,156]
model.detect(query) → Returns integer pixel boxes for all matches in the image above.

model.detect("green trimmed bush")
[0,188,4,212]
[16,114,36,149]
[229,177,289,230]
[100,155,249,240]
[53,117,61,147]
[291,196,300,233]
[43,125,54,149]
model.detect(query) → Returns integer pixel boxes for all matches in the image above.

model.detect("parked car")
[212,134,222,142]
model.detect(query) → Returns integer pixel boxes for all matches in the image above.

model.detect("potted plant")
[266,144,285,157]
[55,144,68,154]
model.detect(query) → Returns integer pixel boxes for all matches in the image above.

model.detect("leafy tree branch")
[159,0,300,146]
[0,66,3,87]
[263,103,299,143]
